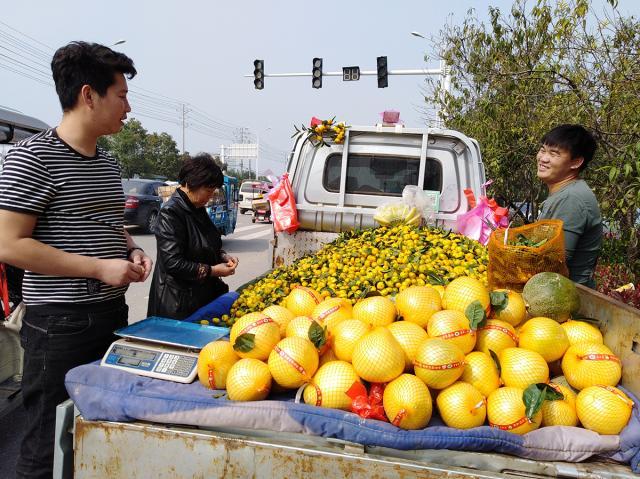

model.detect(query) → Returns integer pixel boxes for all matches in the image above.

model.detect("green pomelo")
[522,272,580,323]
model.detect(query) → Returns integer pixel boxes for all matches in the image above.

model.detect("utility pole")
[181,104,186,154]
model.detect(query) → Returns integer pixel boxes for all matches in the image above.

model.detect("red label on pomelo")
[239,316,274,336]
[274,346,309,378]
[208,368,217,390]
[392,408,407,427]
[489,416,529,430]
[317,305,340,321]
[580,353,620,363]
[479,324,518,343]
[293,285,320,304]
[313,383,323,406]
[438,329,474,340]
[413,359,465,371]
[598,385,634,407]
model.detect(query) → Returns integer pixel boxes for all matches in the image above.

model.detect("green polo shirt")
[539,179,602,288]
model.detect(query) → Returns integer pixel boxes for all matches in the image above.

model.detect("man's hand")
[129,249,153,281]
[98,258,145,286]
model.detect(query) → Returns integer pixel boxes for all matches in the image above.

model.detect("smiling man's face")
[536,143,583,186]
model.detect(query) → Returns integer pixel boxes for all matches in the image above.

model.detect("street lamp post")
[255,127,272,180]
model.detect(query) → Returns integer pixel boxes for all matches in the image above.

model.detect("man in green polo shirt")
[537,124,602,288]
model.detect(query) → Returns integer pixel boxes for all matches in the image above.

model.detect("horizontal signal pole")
[243,68,444,78]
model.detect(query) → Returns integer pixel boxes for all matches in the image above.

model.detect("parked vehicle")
[53,123,639,478]
[206,175,239,235]
[239,180,271,214]
[122,179,167,233]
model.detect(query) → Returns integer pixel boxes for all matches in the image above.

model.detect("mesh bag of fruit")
[488,219,569,292]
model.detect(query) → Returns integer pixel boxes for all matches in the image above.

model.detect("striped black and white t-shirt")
[0,128,128,305]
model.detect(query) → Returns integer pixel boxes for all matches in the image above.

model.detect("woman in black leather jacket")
[147,154,238,319]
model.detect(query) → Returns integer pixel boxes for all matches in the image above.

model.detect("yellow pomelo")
[413,338,466,390]
[433,285,445,300]
[268,337,319,389]
[285,316,318,339]
[285,285,322,317]
[352,296,397,327]
[197,341,239,390]
[386,321,429,371]
[427,309,476,354]
[312,297,353,333]
[304,361,361,410]
[500,347,549,390]
[443,277,490,314]
[262,305,295,337]
[561,320,603,346]
[487,387,542,435]
[475,319,518,356]
[541,382,578,427]
[461,351,501,398]
[319,347,339,366]
[437,381,487,429]
[229,312,281,361]
[518,317,569,362]
[395,286,442,328]
[351,327,405,383]
[561,342,621,390]
[226,358,272,401]
[576,385,633,435]
[332,319,371,362]
[383,374,433,429]
[489,289,527,327]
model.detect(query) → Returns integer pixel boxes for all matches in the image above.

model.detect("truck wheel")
[240,208,247,215]
[251,217,256,223]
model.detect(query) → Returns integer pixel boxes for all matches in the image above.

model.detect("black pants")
[16,297,128,479]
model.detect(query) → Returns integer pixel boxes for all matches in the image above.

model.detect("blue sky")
[1,0,637,176]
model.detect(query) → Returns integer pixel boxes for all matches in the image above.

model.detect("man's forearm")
[0,237,101,278]
[124,230,142,252]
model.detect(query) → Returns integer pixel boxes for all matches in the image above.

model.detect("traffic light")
[253,59,264,90]
[312,57,323,89]
[377,56,388,88]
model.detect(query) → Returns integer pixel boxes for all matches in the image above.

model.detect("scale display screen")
[101,338,200,383]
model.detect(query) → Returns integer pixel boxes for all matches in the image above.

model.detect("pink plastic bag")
[456,192,508,245]
[267,173,300,234]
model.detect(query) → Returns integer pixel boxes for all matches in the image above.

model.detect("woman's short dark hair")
[541,124,597,171]
[51,41,137,111]
[178,153,224,189]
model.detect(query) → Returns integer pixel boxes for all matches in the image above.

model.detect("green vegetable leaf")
[523,383,564,419]
[489,349,501,375]
[490,291,509,314]
[308,322,328,349]
[466,300,487,329]
[233,333,255,353]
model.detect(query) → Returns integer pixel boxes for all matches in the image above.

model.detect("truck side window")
[323,154,442,195]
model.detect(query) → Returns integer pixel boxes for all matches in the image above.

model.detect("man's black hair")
[51,41,137,111]
[541,124,597,171]
[179,153,224,189]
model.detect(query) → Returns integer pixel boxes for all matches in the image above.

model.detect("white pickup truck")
[53,124,640,478]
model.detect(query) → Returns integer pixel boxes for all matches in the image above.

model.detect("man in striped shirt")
[0,42,152,479]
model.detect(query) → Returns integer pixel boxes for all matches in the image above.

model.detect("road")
[126,211,273,322]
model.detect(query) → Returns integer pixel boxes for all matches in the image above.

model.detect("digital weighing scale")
[101,317,229,383]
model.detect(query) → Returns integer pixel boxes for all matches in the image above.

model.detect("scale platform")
[101,317,229,383]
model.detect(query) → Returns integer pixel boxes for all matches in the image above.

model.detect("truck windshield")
[323,154,442,195]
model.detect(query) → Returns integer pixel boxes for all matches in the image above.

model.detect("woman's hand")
[211,258,238,278]
[221,253,239,268]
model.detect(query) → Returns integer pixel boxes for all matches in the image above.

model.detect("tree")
[146,132,180,179]
[102,119,151,178]
[427,0,640,268]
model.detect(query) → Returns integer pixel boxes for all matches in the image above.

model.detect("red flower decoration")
[310,117,322,128]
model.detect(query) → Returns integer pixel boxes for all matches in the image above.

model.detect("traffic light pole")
[244,68,445,78]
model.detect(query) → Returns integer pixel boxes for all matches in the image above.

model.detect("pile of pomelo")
[197,272,633,436]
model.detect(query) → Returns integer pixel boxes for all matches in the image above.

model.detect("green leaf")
[490,291,509,314]
[308,322,328,349]
[466,300,487,329]
[489,349,501,375]
[523,383,564,419]
[233,333,255,353]
[426,271,446,286]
